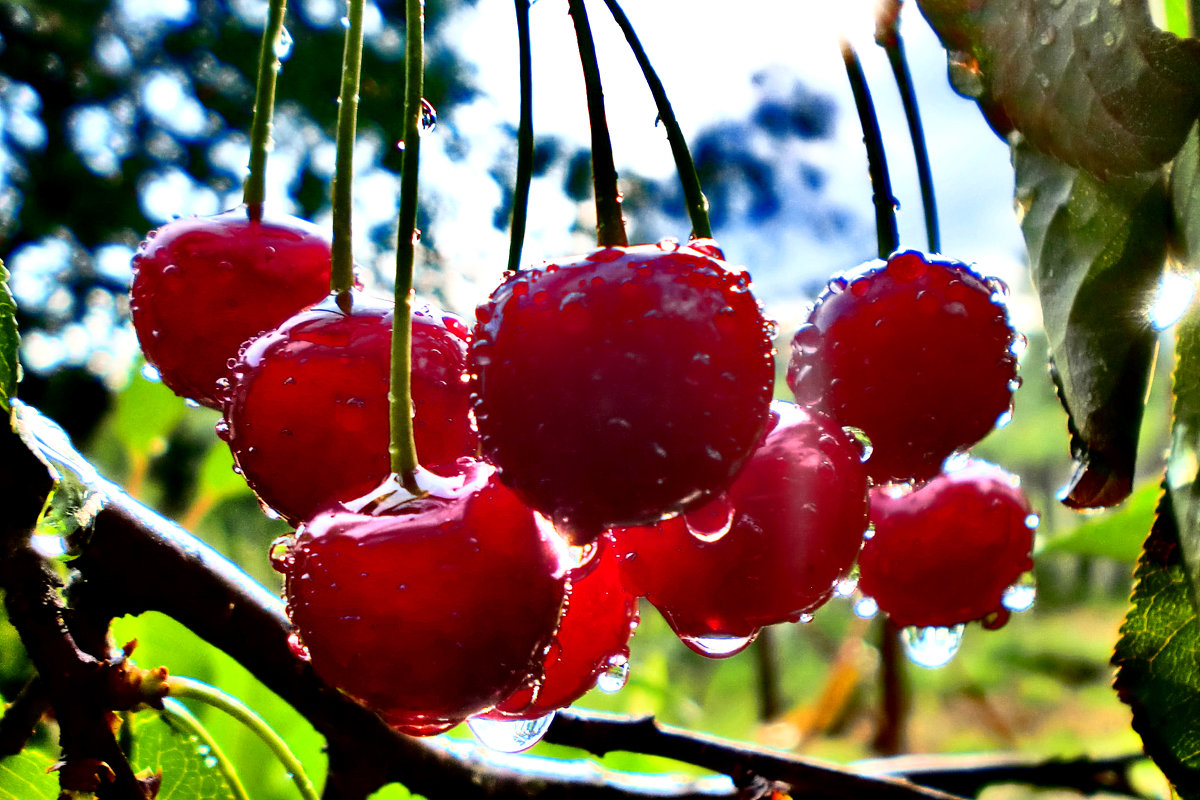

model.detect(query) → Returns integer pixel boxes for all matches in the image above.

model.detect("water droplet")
[797,612,814,624]
[467,712,555,753]
[596,653,629,693]
[994,409,1013,428]
[196,744,211,756]
[396,139,405,151]
[842,426,872,463]
[854,596,879,619]
[901,624,965,668]
[1001,574,1037,612]
[1149,271,1196,330]
[679,631,758,658]
[141,363,161,382]
[948,51,985,98]
[683,495,735,542]
[419,98,437,134]
[274,26,294,60]
[269,535,295,573]
[340,15,350,28]
[835,576,859,598]
[791,323,821,357]
[287,631,311,661]
[656,237,680,252]
[204,756,219,769]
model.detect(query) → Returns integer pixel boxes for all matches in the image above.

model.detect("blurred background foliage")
[0,0,1175,798]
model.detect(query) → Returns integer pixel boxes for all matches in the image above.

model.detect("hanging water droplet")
[835,576,859,598]
[901,624,965,668]
[842,426,872,463]
[1001,574,1037,612]
[269,535,296,573]
[596,653,629,693]
[419,98,437,134]
[994,408,1013,429]
[797,612,814,624]
[854,596,879,619]
[287,631,310,661]
[184,398,200,409]
[141,363,162,382]
[274,26,294,60]
[679,631,757,658]
[683,495,735,542]
[467,712,555,753]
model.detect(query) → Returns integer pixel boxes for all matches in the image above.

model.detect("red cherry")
[283,461,568,735]
[611,401,869,657]
[857,460,1037,629]
[130,206,332,408]
[488,536,639,719]
[222,296,477,525]
[787,250,1018,484]
[470,240,776,542]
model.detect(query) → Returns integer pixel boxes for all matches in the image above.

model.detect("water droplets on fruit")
[901,624,965,668]
[596,653,629,693]
[679,631,758,658]
[287,631,311,661]
[683,494,735,542]
[656,237,680,252]
[842,426,872,463]
[141,363,162,382]
[1001,573,1037,612]
[468,712,555,753]
[994,408,1013,429]
[835,575,859,598]
[797,612,814,624]
[269,535,295,573]
[853,596,879,619]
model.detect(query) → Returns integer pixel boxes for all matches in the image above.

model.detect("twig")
[0,676,47,757]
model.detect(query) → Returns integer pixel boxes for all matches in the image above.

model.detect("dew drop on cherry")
[467,711,555,753]
[287,631,311,661]
[842,426,872,463]
[683,495,735,543]
[141,363,162,382]
[595,653,630,693]
[1001,574,1037,612]
[679,631,758,658]
[269,535,295,573]
[835,576,859,598]
[901,624,965,668]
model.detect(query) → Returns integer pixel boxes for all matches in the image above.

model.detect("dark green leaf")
[1166,299,1200,608]
[0,265,18,415]
[1014,141,1167,508]
[1171,123,1200,263]
[1038,479,1157,559]
[1113,489,1200,798]
[127,708,238,800]
[917,0,1200,177]
[0,750,57,800]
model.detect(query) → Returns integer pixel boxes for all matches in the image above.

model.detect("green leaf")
[0,264,19,414]
[1014,140,1168,508]
[1038,479,1157,560]
[1171,124,1200,265]
[1166,298,1200,608]
[127,708,239,800]
[0,750,57,800]
[112,365,188,458]
[1113,489,1200,798]
[916,0,1200,177]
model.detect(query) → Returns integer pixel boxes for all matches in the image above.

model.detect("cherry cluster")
[130,211,1035,739]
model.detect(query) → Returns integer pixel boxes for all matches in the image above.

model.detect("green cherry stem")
[244,0,289,219]
[876,3,940,253]
[841,38,898,260]
[167,677,319,800]
[507,0,535,274]
[160,698,252,800]
[330,0,366,308]
[389,0,425,491]
[567,0,627,248]
[600,0,711,241]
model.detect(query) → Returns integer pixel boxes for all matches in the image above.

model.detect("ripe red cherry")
[487,536,639,719]
[130,206,332,408]
[787,250,1018,485]
[611,401,869,657]
[222,296,477,525]
[857,460,1036,629]
[283,461,568,735]
[470,240,776,542]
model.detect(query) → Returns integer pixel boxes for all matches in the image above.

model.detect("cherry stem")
[330,0,365,307]
[160,698,251,800]
[567,0,628,248]
[389,0,425,491]
[876,3,940,253]
[244,0,288,220]
[599,0,711,241]
[506,0,534,274]
[841,38,898,260]
[167,677,319,800]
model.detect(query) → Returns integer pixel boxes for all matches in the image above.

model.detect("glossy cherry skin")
[130,206,332,408]
[222,297,477,525]
[857,460,1036,629]
[471,240,776,542]
[488,535,639,719]
[284,461,568,735]
[787,250,1018,485]
[611,401,869,655]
